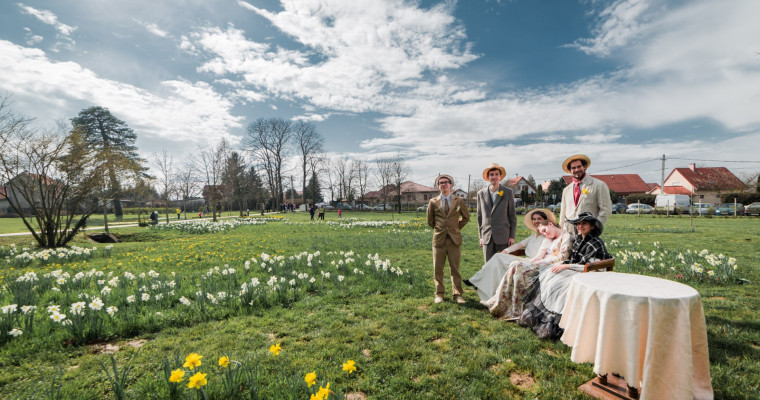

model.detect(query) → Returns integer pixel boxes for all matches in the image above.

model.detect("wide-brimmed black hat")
[567,211,603,235]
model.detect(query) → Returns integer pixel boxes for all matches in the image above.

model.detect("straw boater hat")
[524,208,557,232]
[482,162,507,181]
[561,154,592,174]
[567,211,604,235]
[434,174,455,187]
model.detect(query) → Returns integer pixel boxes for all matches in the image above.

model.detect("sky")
[1,0,759,195]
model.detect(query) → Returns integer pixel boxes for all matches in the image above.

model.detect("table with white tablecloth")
[559,272,713,400]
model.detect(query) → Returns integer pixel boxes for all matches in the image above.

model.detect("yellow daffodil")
[183,353,203,370]
[497,190,503,196]
[582,187,590,195]
[315,382,331,399]
[218,356,230,368]
[269,343,281,356]
[304,371,317,387]
[187,372,207,389]
[342,360,357,374]
[169,369,185,383]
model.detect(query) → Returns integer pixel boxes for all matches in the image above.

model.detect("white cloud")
[133,19,169,38]
[0,39,243,145]
[184,0,478,115]
[17,3,77,37]
[566,0,653,57]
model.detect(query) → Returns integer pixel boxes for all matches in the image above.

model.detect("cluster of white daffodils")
[149,218,270,234]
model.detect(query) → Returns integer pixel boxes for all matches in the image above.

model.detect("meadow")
[0,211,758,399]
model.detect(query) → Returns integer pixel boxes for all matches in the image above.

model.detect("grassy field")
[0,212,758,399]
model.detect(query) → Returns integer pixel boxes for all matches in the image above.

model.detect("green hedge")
[625,194,656,206]
[719,193,760,204]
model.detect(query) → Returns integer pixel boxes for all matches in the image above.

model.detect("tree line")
[0,98,415,248]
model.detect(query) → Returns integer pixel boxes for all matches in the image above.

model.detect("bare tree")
[176,159,199,220]
[196,139,228,222]
[375,157,394,208]
[293,121,324,207]
[324,157,339,204]
[389,153,410,212]
[354,159,372,209]
[0,99,100,247]
[244,118,292,211]
[152,150,175,223]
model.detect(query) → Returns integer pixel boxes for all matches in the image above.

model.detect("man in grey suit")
[476,163,517,262]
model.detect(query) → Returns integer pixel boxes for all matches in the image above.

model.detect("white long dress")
[469,234,551,301]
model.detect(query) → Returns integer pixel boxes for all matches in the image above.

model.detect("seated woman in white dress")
[518,212,611,340]
[465,209,554,301]
[482,221,573,318]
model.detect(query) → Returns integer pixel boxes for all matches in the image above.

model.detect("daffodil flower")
[342,360,357,374]
[218,356,230,368]
[187,372,207,389]
[183,353,203,370]
[304,371,317,387]
[269,343,281,356]
[169,369,185,383]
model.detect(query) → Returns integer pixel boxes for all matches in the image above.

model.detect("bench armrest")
[584,258,615,272]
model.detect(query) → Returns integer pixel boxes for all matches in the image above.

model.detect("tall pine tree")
[71,106,147,218]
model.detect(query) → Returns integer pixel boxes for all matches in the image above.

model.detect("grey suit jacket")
[477,185,517,245]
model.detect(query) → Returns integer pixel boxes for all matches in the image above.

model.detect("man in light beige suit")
[476,163,517,262]
[559,154,612,234]
[427,174,470,304]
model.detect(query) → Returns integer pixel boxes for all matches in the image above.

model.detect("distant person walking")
[176,208,181,220]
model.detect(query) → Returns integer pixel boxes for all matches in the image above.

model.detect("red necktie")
[573,181,581,206]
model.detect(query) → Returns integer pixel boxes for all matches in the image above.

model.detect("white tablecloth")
[559,272,713,400]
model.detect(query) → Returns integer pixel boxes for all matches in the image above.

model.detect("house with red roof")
[366,181,440,205]
[562,174,650,197]
[647,164,746,204]
[504,176,536,197]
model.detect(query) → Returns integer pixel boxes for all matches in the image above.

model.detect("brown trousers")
[433,236,463,296]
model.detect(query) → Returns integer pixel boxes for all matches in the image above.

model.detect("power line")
[669,157,760,164]
[593,158,662,174]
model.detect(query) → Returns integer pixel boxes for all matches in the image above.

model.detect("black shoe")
[463,279,474,287]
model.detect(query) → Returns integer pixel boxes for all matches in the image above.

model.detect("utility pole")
[661,154,666,193]
[466,174,471,209]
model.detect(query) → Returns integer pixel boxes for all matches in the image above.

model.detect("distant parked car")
[690,203,715,215]
[336,203,352,210]
[372,203,392,211]
[626,204,652,214]
[416,204,428,212]
[715,203,743,216]
[354,204,371,211]
[611,203,627,214]
[743,202,760,216]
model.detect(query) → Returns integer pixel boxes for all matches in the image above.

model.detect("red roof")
[648,185,693,195]
[0,186,6,199]
[671,167,746,191]
[505,176,536,191]
[562,174,650,195]
[377,181,437,194]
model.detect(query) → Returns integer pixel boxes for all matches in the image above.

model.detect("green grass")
[0,212,758,399]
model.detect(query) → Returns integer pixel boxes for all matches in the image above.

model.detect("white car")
[626,204,652,214]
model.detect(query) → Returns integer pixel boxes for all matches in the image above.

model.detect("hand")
[507,237,515,247]
[551,264,570,274]
[479,239,483,247]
